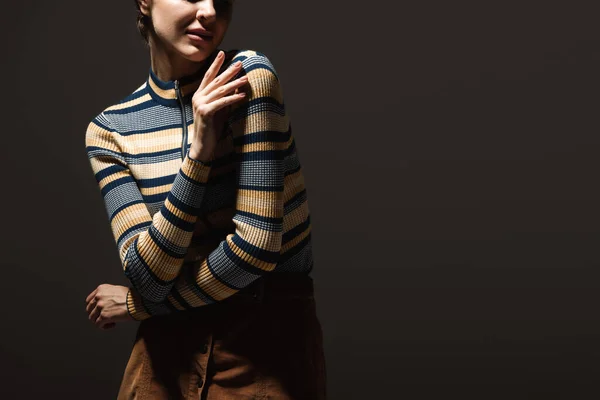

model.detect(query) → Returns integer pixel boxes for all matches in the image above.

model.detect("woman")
[83,0,326,398]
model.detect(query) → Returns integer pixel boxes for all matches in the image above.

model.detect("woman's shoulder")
[226,48,279,74]
[85,78,148,133]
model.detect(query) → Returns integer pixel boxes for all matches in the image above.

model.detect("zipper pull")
[174,79,180,98]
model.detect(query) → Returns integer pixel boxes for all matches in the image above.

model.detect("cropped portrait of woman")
[83,0,327,398]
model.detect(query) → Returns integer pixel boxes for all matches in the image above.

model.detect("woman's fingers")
[85,298,95,314]
[204,91,247,115]
[199,50,225,92]
[204,75,248,104]
[95,310,112,329]
[85,288,98,304]
[200,60,244,97]
[89,303,101,322]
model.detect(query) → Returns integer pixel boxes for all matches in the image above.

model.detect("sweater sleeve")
[124,51,289,321]
[85,112,212,303]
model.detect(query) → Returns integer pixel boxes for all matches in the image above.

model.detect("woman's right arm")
[85,111,212,303]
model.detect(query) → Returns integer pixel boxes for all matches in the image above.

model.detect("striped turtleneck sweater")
[85,49,313,321]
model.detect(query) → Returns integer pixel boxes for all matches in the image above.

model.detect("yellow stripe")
[235,138,289,153]
[283,169,306,201]
[225,231,279,271]
[131,158,181,180]
[112,204,152,239]
[236,189,283,218]
[232,220,281,253]
[194,259,239,301]
[163,197,197,223]
[97,169,130,191]
[123,126,183,151]
[126,290,151,321]
[283,202,310,233]
[104,92,152,111]
[177,278,210,307]
[86,124,121,151]
[139,183,171,197]
[152,206,195,247]
[242,67,284,102]
[135,237,182,281]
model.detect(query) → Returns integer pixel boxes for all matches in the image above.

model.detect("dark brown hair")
[132,0,152,46]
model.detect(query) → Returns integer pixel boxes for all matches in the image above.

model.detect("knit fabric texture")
[85,49,313,321]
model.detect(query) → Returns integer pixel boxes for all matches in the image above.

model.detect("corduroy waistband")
[144,272,315,324]
[224,271,315,304]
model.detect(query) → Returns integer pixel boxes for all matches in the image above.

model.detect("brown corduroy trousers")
[116,273,327,399]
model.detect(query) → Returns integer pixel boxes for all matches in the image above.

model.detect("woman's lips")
[187,33,212,43]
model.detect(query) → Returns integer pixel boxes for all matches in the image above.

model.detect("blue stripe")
[137,174,176,189]
[147,225,186,259]
[282,215,310,245]
[283,138,296,158]
[142,192,168,204]
[86,146,124,161]
[229,55,277,78]
[100,176,132,196]
[120,147,180,160]
[284,163,301,178]
[231,234,280,264]
[278,232,311,264]
[129,239,178,287]
[166,192,202,216]
[117,87,148,104]
[230,97,285,123]
[160,204,196,231]
[109,199,145,223]
[179,165,208,185]
[236,210,283,225]
[103,99,157,115]
[205,255,241,291]
[95,164,126,182]
[117,222,151,249]
[222,240,266,276]
[284,188,306,208]
[238,184,284,192]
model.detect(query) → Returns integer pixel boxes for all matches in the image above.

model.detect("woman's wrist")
[188,146,213,164]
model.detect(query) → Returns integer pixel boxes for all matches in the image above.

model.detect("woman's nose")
[196,1,217,22]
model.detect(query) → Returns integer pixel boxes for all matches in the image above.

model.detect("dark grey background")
[2,0,600,398]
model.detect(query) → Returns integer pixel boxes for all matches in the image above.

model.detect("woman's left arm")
[125,51,291,321]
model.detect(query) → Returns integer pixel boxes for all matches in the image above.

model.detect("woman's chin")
[179,46,211,62]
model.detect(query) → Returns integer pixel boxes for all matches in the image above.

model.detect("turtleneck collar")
[146,48,235,107]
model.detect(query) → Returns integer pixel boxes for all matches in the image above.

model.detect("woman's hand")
[189,50,248,162]
[85,284,134,330]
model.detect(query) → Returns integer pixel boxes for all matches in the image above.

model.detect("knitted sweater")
[85,49,313,321]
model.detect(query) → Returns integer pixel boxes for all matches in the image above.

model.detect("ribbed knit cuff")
[126,288,152,321]
[183,154,212,183]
